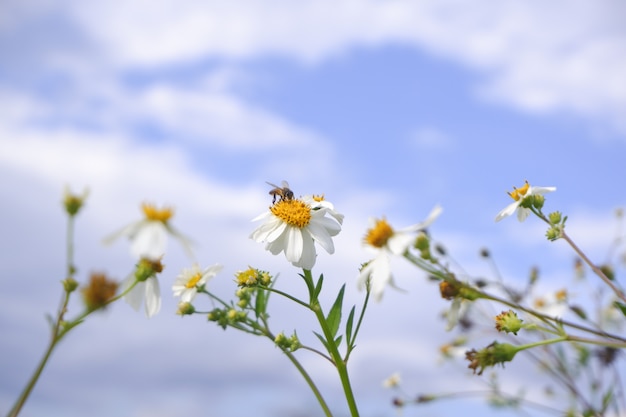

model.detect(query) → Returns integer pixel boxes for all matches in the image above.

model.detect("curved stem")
[279,345,334,417]
[303,269,360,417]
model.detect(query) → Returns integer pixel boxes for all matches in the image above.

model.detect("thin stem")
[265,287,311,309]
[561,231,626,303]
[533,208,626,304]
[281,348,334,417]
[7,290,72,417]
[66,215,75,277]
[303,269,360,417]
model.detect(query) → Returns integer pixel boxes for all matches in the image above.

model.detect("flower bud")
[63,186,89,217]
[466,341,519,375]
[548,211,562,225]
[134,258,164,282]
[532,194,545,210]
[494,310,523,335]
[62,277,79,293]
[176,302,195,316]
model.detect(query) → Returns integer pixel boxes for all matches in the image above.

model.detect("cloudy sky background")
[2,1,626,416]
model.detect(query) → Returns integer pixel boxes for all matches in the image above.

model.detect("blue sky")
[2,1,626,417]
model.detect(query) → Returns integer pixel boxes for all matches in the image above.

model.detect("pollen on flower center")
[270,199,312,228]
[142,203,173,222]
[364,218,394,248]
[185,272,202,289]
[507,181,530,201]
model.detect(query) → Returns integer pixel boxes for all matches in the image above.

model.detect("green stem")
[533,208,626,304]
[518,336,567,352]
[7,287,72,417]
[281,348,334,417]
[303,269,360,417]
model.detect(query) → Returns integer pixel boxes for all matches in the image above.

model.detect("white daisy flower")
[104,203,193,260]
[172,263,223,303]
[358,205,442,301]
[250,196,342,270]
[495,181,556,222]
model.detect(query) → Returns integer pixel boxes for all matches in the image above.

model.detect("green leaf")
[326,284,345,339]
[334,335,343,348]
[314,274,324,299]
[613,301,626,317]
[313,331,329,351]
[345,306,356,346]
[255,288,267,319]
[602,389,614,410]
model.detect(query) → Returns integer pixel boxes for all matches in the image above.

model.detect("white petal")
[369,255,392,302]
[102,221,143,246]
[124,279,145,312]
[131,222,167,260]
[284,227,304,263]
[402,205,443,232]
[530,186,556,195]
[294,231,316,270]
[250,216,282,242]
[144,277,161,318]
[516,207,531,222]
[180,288,196,303]
[311,213,342,236]
[495,200,520,222]
[387,232,414,255]
[307,221,335,254]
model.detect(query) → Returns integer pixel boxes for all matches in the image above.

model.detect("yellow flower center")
[364,218,394,248]
[236,268,258,286]
[270,199,311,228]
[142,203,173,222]
[312,194,325,202]
[185,272,202,289]
[507,181,530,201]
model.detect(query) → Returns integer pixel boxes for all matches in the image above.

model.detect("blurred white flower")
[104,203,193,260]
[495,180,556,222]
[250,196,342,270]
[357,205,442,301]
[173,263,223,303]
[122,274,161,318]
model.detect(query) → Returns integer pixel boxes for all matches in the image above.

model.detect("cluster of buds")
[208,308,248,330]
[545,211,567,241]
[274,331,301,352]
[235,267,272,287]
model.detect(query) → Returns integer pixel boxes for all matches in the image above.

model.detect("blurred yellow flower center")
[270,199,311,228]
[364,219,394,248]
[507,181,530,201]
[236,268,258,286]
[185,272,202,289]
[142,203,173,222]
[312,194,325,202]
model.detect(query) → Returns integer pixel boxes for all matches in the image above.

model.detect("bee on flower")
[358,205,442,301]
[250,183,342,270]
